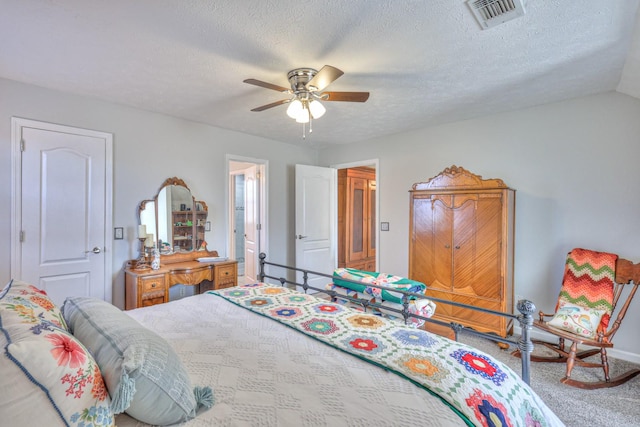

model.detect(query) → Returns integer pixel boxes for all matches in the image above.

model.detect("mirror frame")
[138,177,209,254]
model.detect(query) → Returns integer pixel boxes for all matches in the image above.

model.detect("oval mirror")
[138,177,208,254]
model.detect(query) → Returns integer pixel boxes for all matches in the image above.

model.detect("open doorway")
[293,160,378,284]
[231,174,246,275]
[228,156,268,285]
[332,160,378,272]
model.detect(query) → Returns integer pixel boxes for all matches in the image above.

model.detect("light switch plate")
[114,227,124,240]
[380,222,389,231]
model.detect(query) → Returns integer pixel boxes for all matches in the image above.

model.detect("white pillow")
[547,302,605,339]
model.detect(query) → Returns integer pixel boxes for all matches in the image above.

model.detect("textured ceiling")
[1,0,640,148]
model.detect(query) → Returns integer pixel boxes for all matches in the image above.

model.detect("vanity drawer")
[214,262,237,289]
[141,275,166,293]
[125,271,168,310]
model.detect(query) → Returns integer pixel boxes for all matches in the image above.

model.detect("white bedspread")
[117,292,468,426]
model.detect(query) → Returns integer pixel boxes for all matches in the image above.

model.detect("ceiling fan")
[243,65,369,133]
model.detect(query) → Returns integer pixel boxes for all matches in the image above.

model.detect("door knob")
[297,235,308,239]
[85,247,102,254]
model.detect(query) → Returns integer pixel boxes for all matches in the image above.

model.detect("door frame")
[226,155,268,274]
[10,117,114,301]
[228,171,245,273]
[330,158,379,270]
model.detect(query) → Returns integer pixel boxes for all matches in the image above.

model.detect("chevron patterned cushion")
[554,248,617,338]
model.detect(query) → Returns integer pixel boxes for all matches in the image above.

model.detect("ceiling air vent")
[467,0,525,29]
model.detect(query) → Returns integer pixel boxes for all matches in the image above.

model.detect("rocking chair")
[517,248,640,389]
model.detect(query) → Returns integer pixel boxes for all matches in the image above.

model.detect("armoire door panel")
[410,198,434,285]
[451,198,476,291]
[432,200,453,290]
[470,198,503,300]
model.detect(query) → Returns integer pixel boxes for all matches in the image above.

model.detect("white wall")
[2,77,639,358]
[0,78,317,308]
[318,91,640,358]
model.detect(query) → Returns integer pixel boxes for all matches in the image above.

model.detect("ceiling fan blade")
[322,91,370,102]
[244,78,290,93]
[250,99,291,112]
[306,65,344,92]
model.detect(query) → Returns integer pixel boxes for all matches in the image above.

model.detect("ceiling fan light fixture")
[286,98,303,119]
[295,106,310,123]
[309,100,326,119]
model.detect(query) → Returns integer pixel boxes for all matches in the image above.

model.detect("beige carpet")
[459,333,640,427]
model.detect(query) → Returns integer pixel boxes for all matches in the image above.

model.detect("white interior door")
[295,164,336,291]
[12,119,112,305]
[244,165,258,283]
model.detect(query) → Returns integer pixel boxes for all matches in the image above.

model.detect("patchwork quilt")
[325,282,436,328]
[212,283,564,427]
[332,267,427,304]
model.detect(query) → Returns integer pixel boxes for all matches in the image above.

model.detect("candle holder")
[136,237,150,269]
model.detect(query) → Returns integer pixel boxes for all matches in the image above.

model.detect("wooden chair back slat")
[606,258,640,341]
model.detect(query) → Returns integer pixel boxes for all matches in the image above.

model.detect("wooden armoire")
[408,165,515,337]
[338,167,376,271]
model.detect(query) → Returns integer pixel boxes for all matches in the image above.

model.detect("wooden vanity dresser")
[125,250,237,310]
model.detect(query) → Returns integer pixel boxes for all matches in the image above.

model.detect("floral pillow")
[547,302,605,339]
[0,280,114,426]
[0,280,68,330]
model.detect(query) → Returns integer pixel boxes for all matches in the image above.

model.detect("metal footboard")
[257,252,535,385]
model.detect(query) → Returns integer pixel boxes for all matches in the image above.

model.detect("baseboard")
[513,326,640,365]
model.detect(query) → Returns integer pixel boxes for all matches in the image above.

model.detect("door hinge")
[20,230,25,242]
[20,139,25,152]
[257,223,262,230]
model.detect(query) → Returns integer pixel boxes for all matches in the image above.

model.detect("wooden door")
[13,118,112,305]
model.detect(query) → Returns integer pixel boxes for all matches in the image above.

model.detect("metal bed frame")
[258,252,536,385]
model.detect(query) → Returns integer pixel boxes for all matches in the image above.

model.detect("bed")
[0,255,564,427]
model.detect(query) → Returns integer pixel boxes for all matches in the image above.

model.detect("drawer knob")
[225,272,229,275]
[151,283,156,288]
